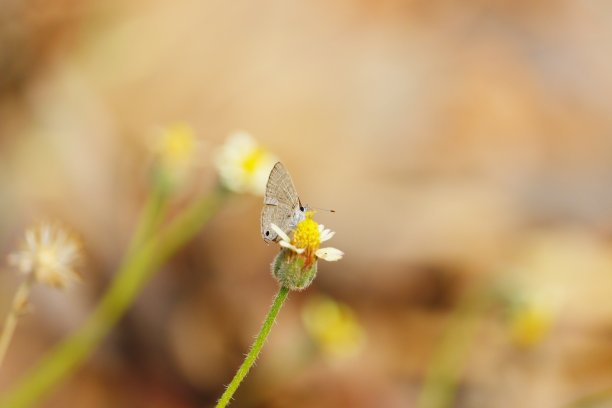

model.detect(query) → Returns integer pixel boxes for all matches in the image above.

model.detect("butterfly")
[261,162,307,243]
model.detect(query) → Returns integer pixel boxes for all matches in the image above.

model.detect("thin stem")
[127,186,169,255]
[0,188,227,408]
[216,286,290,408]
[0,275,35,369]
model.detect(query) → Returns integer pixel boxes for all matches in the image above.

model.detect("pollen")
[292,211,321,251]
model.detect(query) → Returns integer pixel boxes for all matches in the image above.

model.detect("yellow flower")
[509,302,553,348]
[158,124,196,168]
[302,295,365,359]
[8,223,82,289]
[214,131,277,195]
[152,123,201,187]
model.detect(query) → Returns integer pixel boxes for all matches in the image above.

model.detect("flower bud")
[272,249,318,291]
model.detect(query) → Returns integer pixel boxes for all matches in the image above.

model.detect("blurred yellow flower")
[214,131,277,195]
[159,124,196,168]
[8,222,82,289]
[152,123,201,187]
[508,301,553,348]
[302,295,365,359]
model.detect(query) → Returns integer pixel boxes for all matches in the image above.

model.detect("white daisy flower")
[270,211,344,263]
[214,131,278,195]
[8,222,82,289]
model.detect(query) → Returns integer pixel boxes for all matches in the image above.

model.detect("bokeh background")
[2,1,612,407]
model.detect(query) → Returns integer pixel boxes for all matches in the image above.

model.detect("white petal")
[279,240,293,249]
[316,247,344,261]
[320,229,335,243]
[229,131,256,149]
[279,241,305,254]
[270,223,291,242]
[40,225,51,245]
[25,230,37,249]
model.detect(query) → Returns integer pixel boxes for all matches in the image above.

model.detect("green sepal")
[272,249,318,291]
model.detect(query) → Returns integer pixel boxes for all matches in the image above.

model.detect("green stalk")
[216,286,290,408]
[127,185,169,255]
[0,189,227,408]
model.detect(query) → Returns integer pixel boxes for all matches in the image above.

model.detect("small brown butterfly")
[261,162,307,243]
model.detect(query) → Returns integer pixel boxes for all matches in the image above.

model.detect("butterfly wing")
[261,162,300,242]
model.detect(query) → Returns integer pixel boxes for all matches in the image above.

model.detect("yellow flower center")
[240,147,266,175]
[292,211,320,252]
[160,124,196,168]
[37,246,58,270]
[35,245,66,287]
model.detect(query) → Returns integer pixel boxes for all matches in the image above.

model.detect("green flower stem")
[216,286,290,408]
[127,185,169,255]
[0,188,227,408]
[0,275,35,369]
[417,286,492,408]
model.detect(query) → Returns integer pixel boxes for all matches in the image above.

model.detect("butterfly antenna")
[311,206,336,213]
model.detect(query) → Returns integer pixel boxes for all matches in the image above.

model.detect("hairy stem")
[216,286,290,408]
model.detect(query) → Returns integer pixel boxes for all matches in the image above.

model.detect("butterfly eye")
[265,230,270,237]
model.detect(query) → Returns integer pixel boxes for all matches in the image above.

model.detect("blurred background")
[2,0,612,407]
